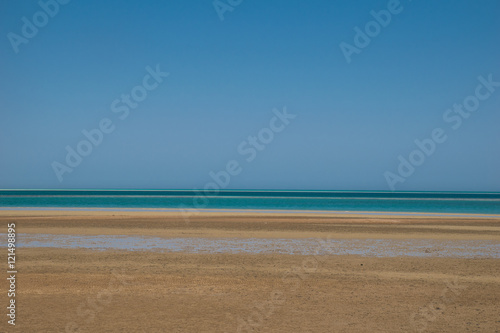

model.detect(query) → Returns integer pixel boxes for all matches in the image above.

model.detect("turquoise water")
[1,190,500,214]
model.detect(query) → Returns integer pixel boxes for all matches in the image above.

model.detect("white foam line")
[1,195,499,201]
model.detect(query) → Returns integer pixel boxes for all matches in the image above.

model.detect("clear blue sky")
[1,0,499,191]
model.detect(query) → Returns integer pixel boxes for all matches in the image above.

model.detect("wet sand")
[1,210,499,332]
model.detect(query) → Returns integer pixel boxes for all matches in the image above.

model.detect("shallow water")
[2,233,499,258]
[1,190,500,214]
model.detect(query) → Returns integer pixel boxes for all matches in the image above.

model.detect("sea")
[1,190,500,215]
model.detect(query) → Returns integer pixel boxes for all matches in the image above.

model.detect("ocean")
[1,190,500,215]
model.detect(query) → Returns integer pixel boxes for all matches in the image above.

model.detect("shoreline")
[1,208,499,241]
[1,207,500,219]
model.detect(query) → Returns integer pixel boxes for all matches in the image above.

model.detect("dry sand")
[0,210,499,332]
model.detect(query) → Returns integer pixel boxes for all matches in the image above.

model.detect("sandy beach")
[1,210,499,332]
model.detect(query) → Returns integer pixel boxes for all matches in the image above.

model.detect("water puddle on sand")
[1,233,499,258]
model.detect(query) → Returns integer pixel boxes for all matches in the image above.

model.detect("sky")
[0,0,499,191]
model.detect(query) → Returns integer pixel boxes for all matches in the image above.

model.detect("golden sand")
[1,210,499,332]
